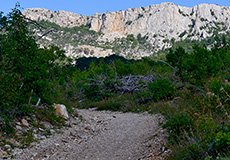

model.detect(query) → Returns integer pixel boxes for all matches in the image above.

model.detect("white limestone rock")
[52,104,69,120]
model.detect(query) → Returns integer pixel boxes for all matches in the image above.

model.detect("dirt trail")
[14,109,166,160]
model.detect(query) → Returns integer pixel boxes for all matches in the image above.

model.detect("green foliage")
[126,20,132,25]
[126,34,135,41]
[210,9,215,16]
[137,14,143,19]
[166,39,230,84]
[191,19,196,28]
[166,46,188,77]
[179,31,187,38]
[2,4,230,160]
[200,17,208,22]
[137,33,147,44]
[163,39,170,43]
[115,59,134,76]
[178,9,187,17]
[0,4,71,133]
[216,131,230,150]
[163,113,193,141]
[209,79,230,102]
[148,79,176,101]
[190,10,194,16]
[36,19,61,30]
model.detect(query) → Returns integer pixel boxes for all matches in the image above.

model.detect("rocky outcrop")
[23,8,91,28]
[23,3,230,57]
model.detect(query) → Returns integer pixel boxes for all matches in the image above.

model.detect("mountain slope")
[23,3,230,58]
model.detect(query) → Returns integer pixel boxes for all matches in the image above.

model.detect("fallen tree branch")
[36,98,41,106]
[25,17,45,32]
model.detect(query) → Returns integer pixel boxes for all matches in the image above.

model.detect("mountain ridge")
[22,3,230,58]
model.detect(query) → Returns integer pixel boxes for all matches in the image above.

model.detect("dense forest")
[1,4,230,160]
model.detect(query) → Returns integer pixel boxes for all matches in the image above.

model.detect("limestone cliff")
[23,3,230,58]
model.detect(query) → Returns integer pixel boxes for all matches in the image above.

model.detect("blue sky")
[1,0,230,16]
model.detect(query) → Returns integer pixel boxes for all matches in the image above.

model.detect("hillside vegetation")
[29,19,154,59]
[1,4,230,160]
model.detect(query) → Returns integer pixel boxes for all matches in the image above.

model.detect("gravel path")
[14,109,165,160]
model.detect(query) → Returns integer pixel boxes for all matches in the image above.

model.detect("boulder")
[52,104,69,120]
[16,125,22,130]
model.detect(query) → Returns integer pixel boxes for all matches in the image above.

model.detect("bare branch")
[25,17,45,32]
[36,98,41,106]
[36,29,57,41]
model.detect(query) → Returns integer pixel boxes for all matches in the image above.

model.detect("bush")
[148,78,176,101]
[215,131,230,151]
[163,113,193,142]
[209,78,230,102]
[166,46,189,77]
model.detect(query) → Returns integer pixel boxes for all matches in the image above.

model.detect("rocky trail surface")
[14,109,168,160]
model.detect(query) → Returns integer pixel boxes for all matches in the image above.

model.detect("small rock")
[50,129,55,134]
[0,151,7,157]
[32,152,38,157]
[16,125,22,130]
[32,115,36,119]
[21,119,29,127]
[4,144,11,149]
[16,122,21,125]
[161,146,166,152]
[54,143,60,147]
[93,127,100,132]
[52,104,69,120]
[39,128,45,132]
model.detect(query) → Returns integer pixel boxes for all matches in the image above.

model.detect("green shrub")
[166,46,189,77]
[148,79,176,101]
[163,113,193,142]
[216,131,230,151]
[179,31,187,38]
[210,79,230,102]
[126,20,132,25]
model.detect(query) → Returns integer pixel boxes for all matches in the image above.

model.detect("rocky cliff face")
[23,8,91,27]
[23,3,230,58]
